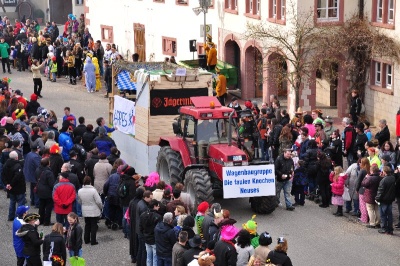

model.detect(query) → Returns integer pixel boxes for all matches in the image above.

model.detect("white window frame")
[375,62,382,85]
[273,0,277,18]
[388,0,394,23]
[377,0,383,22]
[386,64,393,88]
[317,0,339,21]
[249,0,253,13]
[256,0,261,15]
[281,0,286,19]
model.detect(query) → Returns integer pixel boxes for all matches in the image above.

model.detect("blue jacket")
[59,132,73,161]
[13,217,25,258]
[23,151,41,183]
[92,135,116,156]
[154,221,176,258]
[103,172,120,198]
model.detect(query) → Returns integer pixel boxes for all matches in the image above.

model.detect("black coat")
[49,153,64,178]
[274,155,294,182]
[136,199,149,236]
[2,159,26,195]
[42,232,66,262]
[84,154,99,182]
[73,124,87,139]
[139,209,162,245]
[154,222,176,258]
[129,197,141,257]
[267,250,293,266]
[376,175,396,204]
[26,100,40,118]
[30,42,40,60]
[119,174,138,207]
[182,247,203,265]
[35,165,55,199]
[70,159,85,185]
[71,144,87,164]
[375,126,390,147]
[66,224,83,256]
[213,240,237,266]
[353,133,368,156]
[82,131,96,152]
[17,223,43,257]
[350,96,362,116]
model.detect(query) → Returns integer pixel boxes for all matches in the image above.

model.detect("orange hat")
[50,144,60,154]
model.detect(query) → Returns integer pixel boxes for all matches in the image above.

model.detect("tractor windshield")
[196,119,236,143]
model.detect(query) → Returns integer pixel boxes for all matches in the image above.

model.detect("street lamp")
[193,0,212,53]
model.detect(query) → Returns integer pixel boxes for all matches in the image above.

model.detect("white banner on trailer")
[223,165,276,198]
[113,96,135,135]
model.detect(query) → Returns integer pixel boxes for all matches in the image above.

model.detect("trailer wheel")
[250,196,278,214]
[156,146,184,186]
[185,169,214,211]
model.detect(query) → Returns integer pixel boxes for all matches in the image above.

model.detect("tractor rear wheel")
[185,169,214,211]
[156,146,184,186]
[250,196,278,214]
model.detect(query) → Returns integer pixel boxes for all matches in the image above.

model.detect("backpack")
[117,177,129,199]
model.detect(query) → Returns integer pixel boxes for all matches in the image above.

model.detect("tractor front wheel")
[156,146,184,186]
[184,169,214,211]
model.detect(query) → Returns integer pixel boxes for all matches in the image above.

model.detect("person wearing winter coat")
[172,231,189,266]
[375,166,397,235]
[93,152,112,195]
[92,126,116,156]
[154,212,177,265]
[254,232,273,266]
[266,237,293,266]
[304,139,319,200]
[361,164,381,228]
[345,162,360,215]
[71,136,87,164]
[213,224,240,266]
[69,150,85,185]
[23,145,41,208]
[13,205,30,266]
[65,212,83,257]
[52,172,76,227]
[49,144,64,178]
[58,122,74,162]
[274,149,295,211]
[315,153,332,208]
[103,170,122,228]
[375,119,390,147]
[82,124,96,152]
[83,56,96,93]
[26,93,41,116]
[78,176,103,245]
[139,199,162,266]
[16,213,43,265]
[84,148,99,185]
[42,223,67,264]
[129,187,145,262]
[355,157,370,224]
[3,151,27,221]
[235,230,255,266]
[329,166,348,216]
[35,158,55,226]
[135,190,153,266]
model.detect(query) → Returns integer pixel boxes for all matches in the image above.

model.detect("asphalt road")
[0,70,399,266]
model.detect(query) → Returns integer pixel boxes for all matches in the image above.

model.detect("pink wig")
[145,172,160,187]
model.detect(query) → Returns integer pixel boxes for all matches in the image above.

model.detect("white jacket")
[78,185,103,218]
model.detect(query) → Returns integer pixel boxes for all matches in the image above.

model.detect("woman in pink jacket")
[329,166,347,216]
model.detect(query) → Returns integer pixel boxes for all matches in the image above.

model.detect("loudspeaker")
[189,40,197,52]
[198,54,206,69]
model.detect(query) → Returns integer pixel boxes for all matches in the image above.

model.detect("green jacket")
[0,42,10,58]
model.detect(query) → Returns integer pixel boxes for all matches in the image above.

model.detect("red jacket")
[52,178,76,214]
[396,113,400,137]
[329,172,347,196]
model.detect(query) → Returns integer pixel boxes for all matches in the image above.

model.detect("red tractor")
[156,96,278,214]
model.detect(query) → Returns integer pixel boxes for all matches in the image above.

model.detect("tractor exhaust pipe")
[228,110,235,146]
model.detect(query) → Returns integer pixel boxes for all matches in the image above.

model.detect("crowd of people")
[1,13,399,266]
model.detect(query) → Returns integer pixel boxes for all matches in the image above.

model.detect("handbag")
[342,187,351,201]
[331,195,344,206]
[33,172,44,194]
[70,257,86,266]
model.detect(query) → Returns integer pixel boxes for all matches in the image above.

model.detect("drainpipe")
[359,0,364,19]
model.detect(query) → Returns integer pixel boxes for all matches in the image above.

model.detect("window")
[375,62,381,85]
[372,0,396,27]
[371,60,394,92]
[100,25,113,43]
[245,0,260,18]
[386,64,392,87]
[176,0,188,5]
[162,37,177,56]
[225,0,238,14]
[317,0,339,21]
[268,0,285,23]
[75,0,83,5]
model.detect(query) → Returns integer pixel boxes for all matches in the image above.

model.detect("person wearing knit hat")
[255,231,273,264]
[195,201,209,240]
[13,205,30,265]
[243,214,260,248]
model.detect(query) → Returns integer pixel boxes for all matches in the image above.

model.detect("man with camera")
[275,149,295,211]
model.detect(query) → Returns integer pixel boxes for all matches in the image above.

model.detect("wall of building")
[86,0,219,61]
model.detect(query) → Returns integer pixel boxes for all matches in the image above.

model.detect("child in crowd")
[50,56,58,82]
[329,166,347,217]
[66,212,83,258]
[291,160,308,206]
[195,201,209,240]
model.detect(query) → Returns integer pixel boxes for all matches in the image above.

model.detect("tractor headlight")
[224,162,234,167]
[242,161,249,166]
